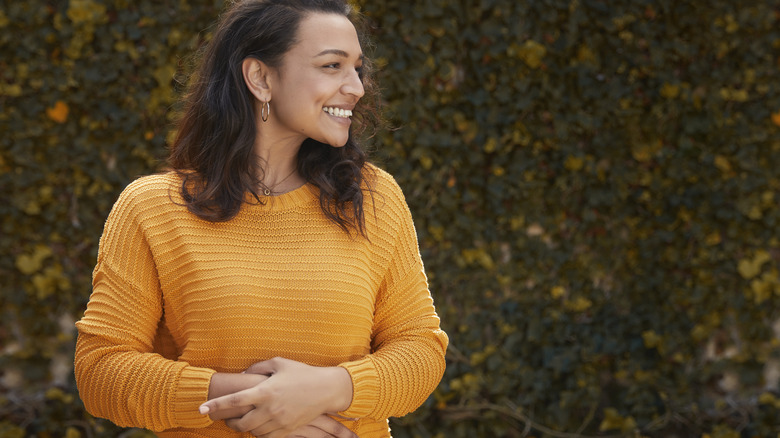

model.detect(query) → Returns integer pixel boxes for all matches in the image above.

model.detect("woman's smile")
[322,106,353,118]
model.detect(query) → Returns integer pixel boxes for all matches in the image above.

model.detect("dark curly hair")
[168,0,380,234]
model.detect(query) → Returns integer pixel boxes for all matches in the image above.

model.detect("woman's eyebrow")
[314,49,364,60]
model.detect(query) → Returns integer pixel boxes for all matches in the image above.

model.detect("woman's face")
[268,13,365,147]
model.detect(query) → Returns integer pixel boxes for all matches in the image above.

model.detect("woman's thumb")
[244,357,280,375]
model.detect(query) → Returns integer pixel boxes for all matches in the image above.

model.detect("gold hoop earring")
[260,100,270,122]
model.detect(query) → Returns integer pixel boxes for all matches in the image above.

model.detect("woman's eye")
[324,63,340,69]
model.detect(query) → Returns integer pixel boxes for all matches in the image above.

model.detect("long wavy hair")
[168,0,380,234]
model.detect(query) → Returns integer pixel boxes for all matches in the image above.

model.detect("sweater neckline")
[244,182,318,213]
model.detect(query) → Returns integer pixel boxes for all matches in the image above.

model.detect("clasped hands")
[199,357,357,438]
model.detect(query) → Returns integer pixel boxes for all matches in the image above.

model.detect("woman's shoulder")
[117,171,180,201]
[362,163,413,225]
[110,172,184,219]
[363,163,405,200]
[122,171,179,194]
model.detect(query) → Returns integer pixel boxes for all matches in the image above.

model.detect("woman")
[74,0,448,437]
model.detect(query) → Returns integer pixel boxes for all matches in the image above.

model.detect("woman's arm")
[75,179,216,431]
[335,173,449,421]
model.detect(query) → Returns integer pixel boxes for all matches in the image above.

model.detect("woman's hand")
[199,357,353,438]
[282,414,358,438]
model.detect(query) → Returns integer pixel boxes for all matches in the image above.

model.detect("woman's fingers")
[208,404,253,421]
[253,415,357,438]
[199,385,260,416]
[241,415,357,438]
[226,414,273,434]
[300,415,358,438]
[284,425,342,438]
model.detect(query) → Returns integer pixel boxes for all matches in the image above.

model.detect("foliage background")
[2,0,780,437]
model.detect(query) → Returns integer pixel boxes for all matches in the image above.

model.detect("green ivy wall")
[2,1,779,437]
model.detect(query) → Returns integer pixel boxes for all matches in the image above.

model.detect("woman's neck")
[254,133,306,195]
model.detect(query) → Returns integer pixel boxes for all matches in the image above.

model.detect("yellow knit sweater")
[74,165,448,437]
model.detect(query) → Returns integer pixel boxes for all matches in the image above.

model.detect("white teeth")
[323,107,352,118]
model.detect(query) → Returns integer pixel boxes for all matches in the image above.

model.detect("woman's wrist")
[325,366,353,414]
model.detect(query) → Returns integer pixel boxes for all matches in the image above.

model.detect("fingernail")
[199,405,210,415]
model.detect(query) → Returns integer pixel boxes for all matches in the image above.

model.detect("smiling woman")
[241,13,365,152]
[73,1,448,438]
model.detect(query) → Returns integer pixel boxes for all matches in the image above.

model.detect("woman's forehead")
[291,13,362,57]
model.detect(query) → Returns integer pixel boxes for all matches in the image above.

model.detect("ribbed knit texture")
[74,165,448,437]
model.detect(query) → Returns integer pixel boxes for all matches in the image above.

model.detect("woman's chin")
[320,137,349,148]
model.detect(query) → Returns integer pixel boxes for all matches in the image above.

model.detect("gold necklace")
[261,168,297,196]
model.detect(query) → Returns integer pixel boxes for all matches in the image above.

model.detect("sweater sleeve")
[74,179,215,431]
[338,175,448,420]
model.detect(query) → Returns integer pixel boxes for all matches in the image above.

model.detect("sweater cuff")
[338,356,379,418]
[173,366,216,427]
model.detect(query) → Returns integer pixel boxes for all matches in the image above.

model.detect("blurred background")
[2,0,780,437]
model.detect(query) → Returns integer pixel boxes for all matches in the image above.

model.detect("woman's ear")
[242,57,273,102]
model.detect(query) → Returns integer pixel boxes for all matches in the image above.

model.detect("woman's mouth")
[323,107,352,118]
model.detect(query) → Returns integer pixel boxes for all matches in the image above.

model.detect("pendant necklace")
[261,168,297,196]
